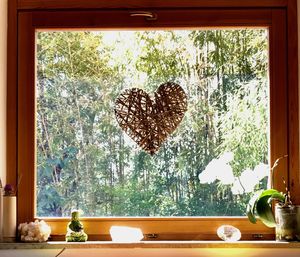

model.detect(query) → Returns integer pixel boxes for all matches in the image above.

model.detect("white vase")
[3,196,17,241]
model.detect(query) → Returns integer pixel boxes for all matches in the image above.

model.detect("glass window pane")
[36,29,269,217]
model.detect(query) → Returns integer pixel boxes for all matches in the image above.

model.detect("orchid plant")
[246,155,292,228]
[4,184,15,196]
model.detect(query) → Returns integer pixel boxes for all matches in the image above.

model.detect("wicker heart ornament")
[115,82,187,155]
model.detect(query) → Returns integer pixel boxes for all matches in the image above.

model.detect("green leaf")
[256,189,285,228]
[246,190,263,224]
[269,192,285,203]
[247,189,285,227]
[259,189,281,198]
[256,195,276,227]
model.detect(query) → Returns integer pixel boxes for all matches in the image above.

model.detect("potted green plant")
[247,156,300,241]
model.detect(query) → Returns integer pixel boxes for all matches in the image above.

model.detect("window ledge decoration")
[115,82,187,155]
[18,220,51,243]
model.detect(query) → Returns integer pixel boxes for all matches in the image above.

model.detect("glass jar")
[275,204,300,241]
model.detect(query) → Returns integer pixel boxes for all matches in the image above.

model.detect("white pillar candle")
[3,196,16,240]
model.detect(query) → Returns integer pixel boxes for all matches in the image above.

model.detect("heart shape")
[115,82,187,155]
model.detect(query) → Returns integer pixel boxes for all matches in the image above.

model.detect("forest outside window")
[36,29,269,218]
[13,4,298,240]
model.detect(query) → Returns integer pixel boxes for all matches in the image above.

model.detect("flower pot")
[275,204,300,241]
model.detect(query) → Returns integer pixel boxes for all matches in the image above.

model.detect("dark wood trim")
[31,9,273,29]
[287,0,300,204]
[269,9,289,195]
[17,12,35,224]
[6,0,18,187]
[17,0,288,10]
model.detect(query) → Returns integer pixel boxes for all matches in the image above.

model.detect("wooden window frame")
[7,0,299,240]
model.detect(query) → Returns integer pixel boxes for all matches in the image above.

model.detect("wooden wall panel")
[17,0,288,10]
[6,0,17,187]
[269,10,289,194]
[31,9,272,29]
[287,0,300,204]
[17,12,35,224]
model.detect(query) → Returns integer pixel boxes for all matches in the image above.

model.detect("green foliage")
[247,189,285,228]
[36,29,269,217]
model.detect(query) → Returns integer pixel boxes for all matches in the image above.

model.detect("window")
[9,0,299,240]
[36,29,269,218]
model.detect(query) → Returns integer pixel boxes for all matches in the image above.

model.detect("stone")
[18,220,51,242]
[217,225,241,242]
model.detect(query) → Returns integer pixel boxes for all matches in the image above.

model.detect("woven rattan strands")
[115,82,187,155]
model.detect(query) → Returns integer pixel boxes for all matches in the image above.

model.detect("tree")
[36,29,269,217]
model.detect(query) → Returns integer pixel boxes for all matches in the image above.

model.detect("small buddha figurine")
[65,210,88,242]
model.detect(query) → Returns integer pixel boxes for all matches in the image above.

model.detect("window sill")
[0,241,300,250]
